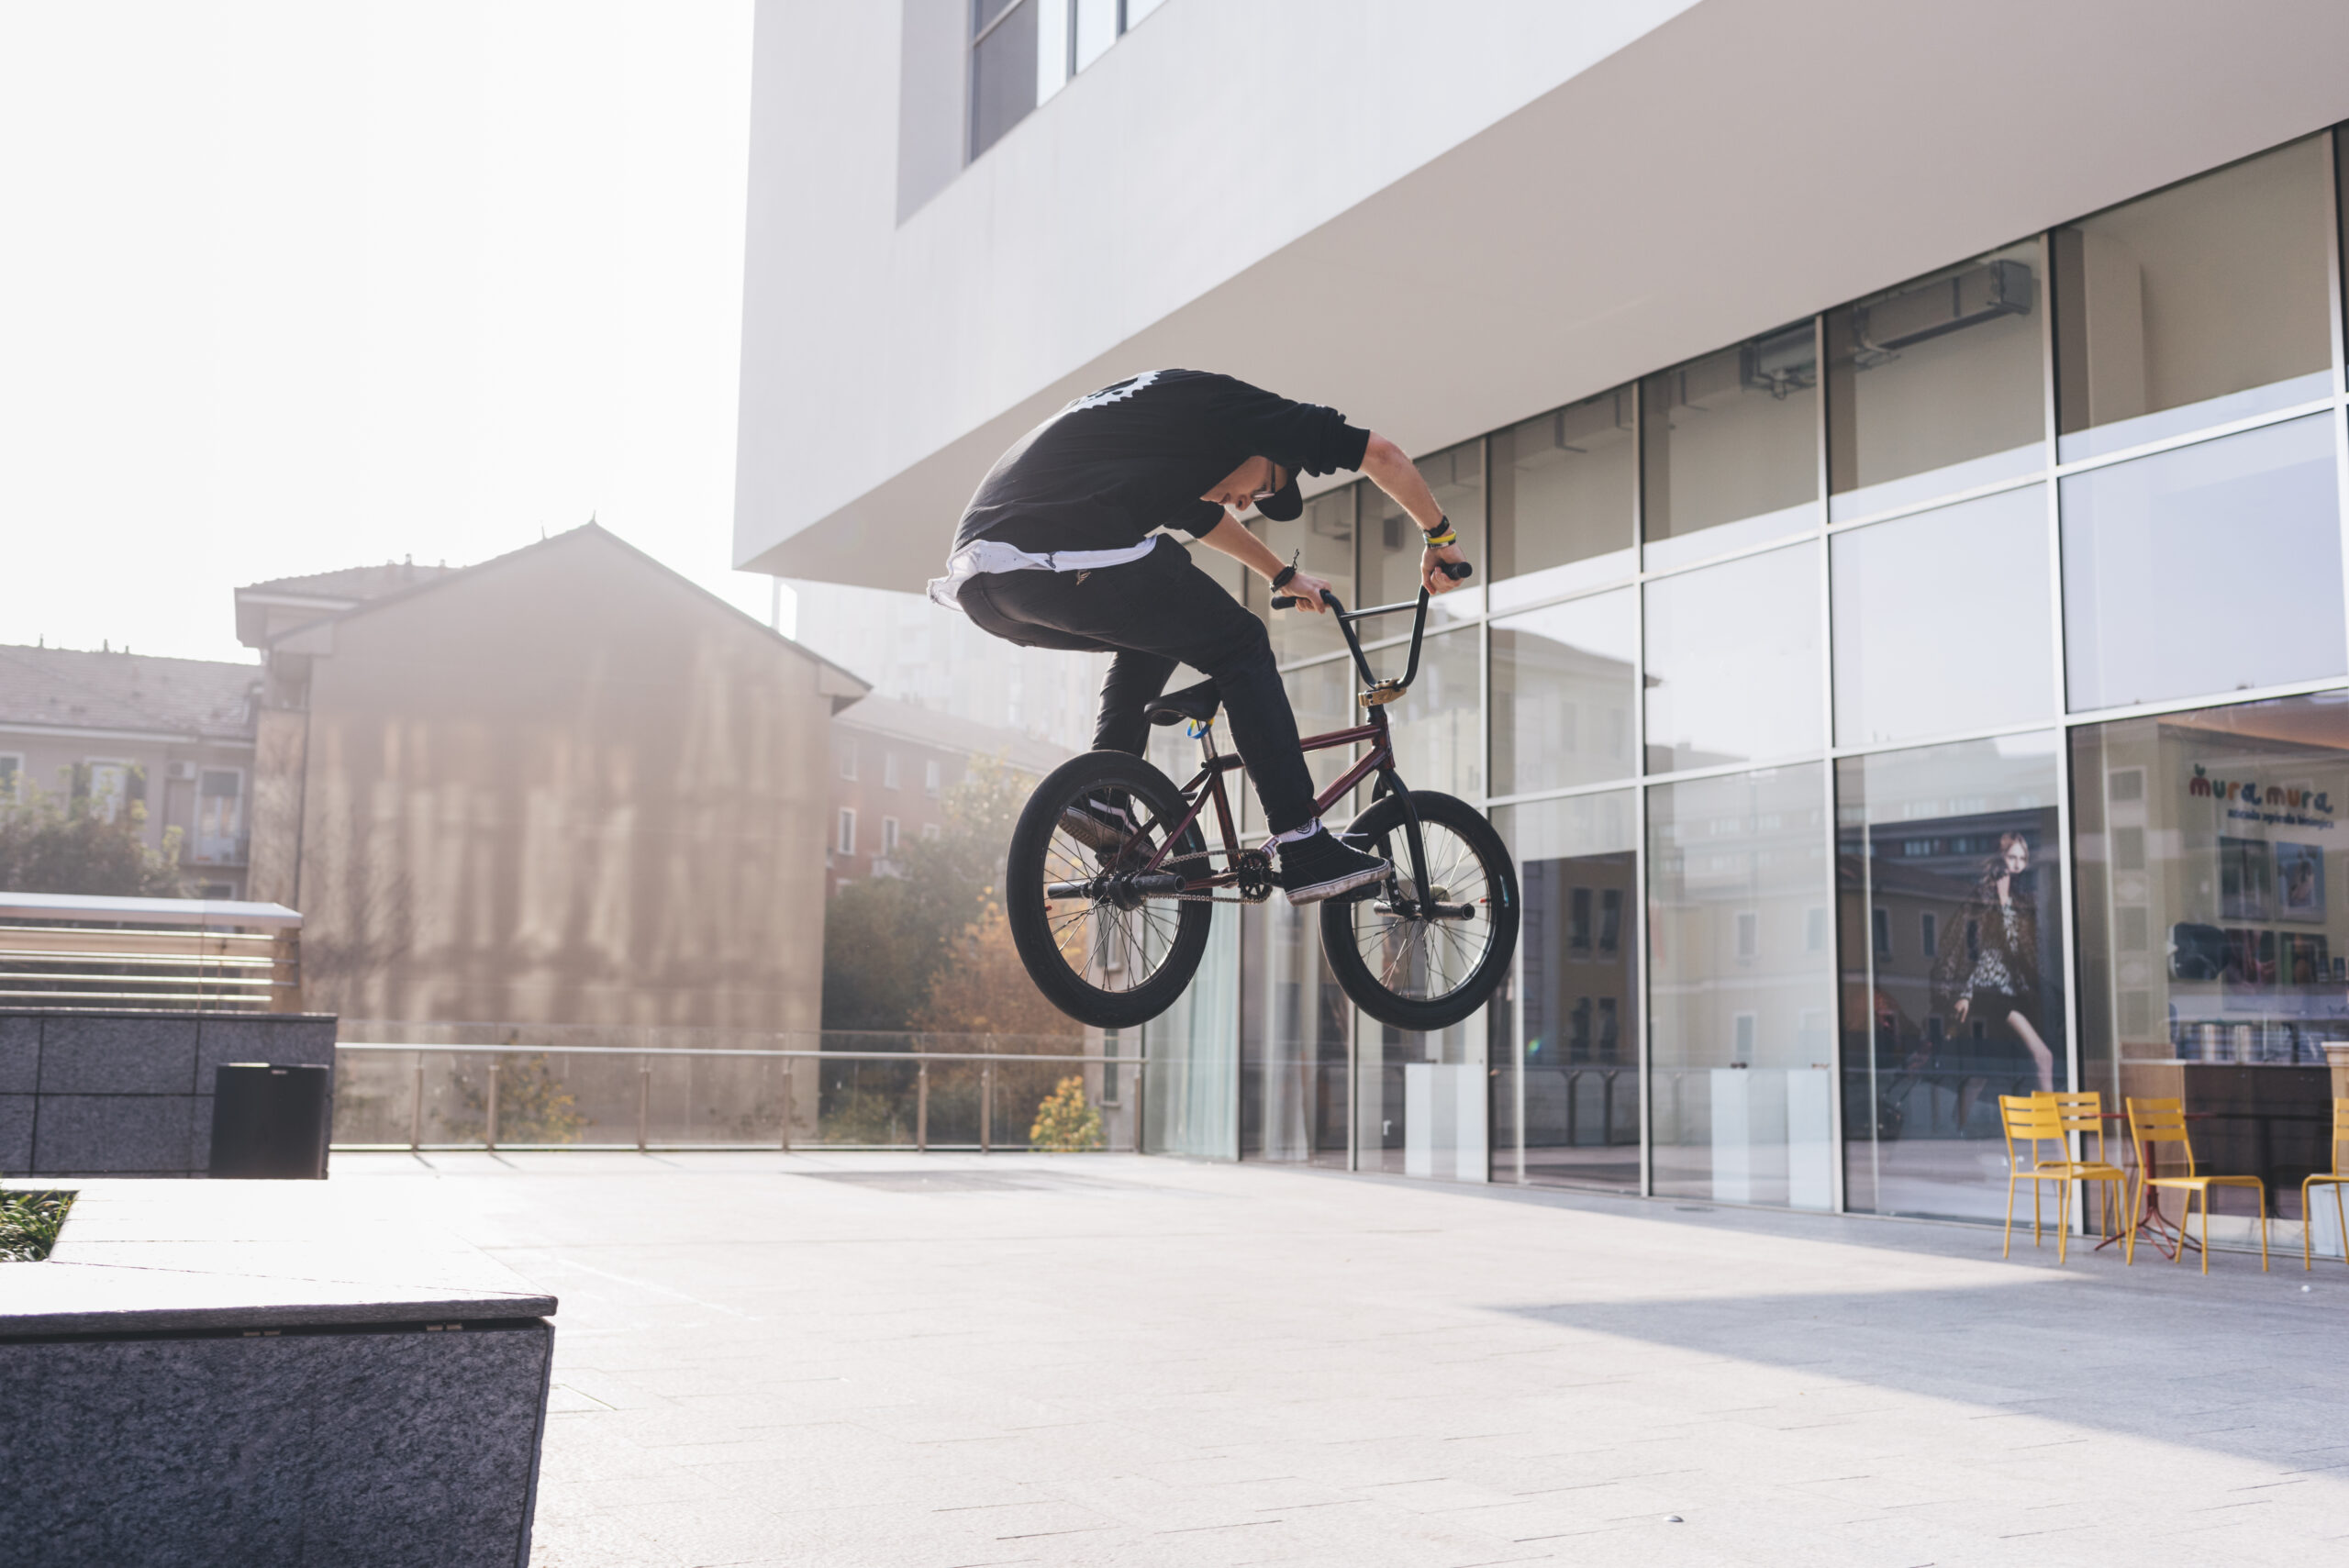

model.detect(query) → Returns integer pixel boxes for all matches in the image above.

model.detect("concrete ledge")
[0,1179,556,1567]
[1,1009,336,1177]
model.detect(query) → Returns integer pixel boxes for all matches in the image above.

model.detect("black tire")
[1320,790,1519,1032]
[1006,751,1214,1030]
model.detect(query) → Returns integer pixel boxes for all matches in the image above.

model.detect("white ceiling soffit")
[744,0,2349,591]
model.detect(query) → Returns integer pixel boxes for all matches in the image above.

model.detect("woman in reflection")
[1932,831,2055,1130]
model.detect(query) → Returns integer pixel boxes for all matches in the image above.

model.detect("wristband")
[1270,564,1297,591]
[1421,526,1457,549]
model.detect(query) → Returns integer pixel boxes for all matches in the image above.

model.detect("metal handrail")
[338,1043,1142,1063]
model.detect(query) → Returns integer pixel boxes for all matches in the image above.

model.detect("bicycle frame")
[1126,585,1450,907]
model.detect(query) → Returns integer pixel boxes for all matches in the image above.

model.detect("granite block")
[0,1320,552,1568]
[0,1095,30,1173]
[0,1013,37,1092]
[196,1014,337,1085]
[36,1013,199,1095]
[29,1095,194,1173]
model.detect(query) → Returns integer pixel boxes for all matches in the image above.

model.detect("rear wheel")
[1320,790,1519,1032]
[1006,751,1214,1029]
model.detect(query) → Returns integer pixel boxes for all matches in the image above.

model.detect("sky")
[0,1,785,667]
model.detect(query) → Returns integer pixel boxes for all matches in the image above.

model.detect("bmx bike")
[1005,565,1520,1032]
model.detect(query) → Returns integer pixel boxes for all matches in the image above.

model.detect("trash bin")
[208,1062,331,1179]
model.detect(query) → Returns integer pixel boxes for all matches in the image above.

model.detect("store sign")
[2188,764,2334,830]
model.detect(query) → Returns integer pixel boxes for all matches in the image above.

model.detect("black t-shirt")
[952,369,1372,555]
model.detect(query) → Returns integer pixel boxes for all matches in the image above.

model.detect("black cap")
[1255,462,1304,522]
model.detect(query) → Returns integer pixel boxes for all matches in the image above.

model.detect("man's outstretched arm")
[1359,434,1471,595]
[1196,514,1334,615]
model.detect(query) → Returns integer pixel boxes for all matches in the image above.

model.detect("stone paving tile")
[330,1151,2349,1566]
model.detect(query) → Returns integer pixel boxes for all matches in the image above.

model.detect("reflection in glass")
[1240,899,1349,1168]
[2054,136,2335,462]
[1141,904,1240,1160]
[2062,415,2343,712]
[1359,1011,1485,1181]
[1642,325,1820,571]
[1278,659,1362,833]
[1644,542,1821,773]
[1494,792,1639,1192]
[1492,588,1637,795]
[1838,735,2065,1221]
[1489,388,1636,611]
[1362,440,1485,626]
[1827,241,2045,520]
[1383,627,1481,802]
[1648,765,1834,1207]
[1254,485,1354,667]
[2073,692,2349,1256]
[1831,485,2054,745]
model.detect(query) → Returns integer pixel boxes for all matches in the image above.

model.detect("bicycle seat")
[1145,679,1221,728]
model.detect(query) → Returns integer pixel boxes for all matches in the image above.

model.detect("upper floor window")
[83,760,132,823]
[970,0,1169,162]
[195,769,244,863]
[883,752,901,790]
[837,808,857,856]
[924,759,943,796]
[839,740,858,782]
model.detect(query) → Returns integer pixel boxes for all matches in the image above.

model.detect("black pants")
[960,538,1319,833]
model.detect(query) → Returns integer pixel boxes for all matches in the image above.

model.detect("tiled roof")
[237,560,458,601]
[0,644,260,740]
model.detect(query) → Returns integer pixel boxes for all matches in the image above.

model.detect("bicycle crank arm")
[1373,899,1479,920]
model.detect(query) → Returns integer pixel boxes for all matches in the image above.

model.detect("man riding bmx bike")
[930,369,1471,904]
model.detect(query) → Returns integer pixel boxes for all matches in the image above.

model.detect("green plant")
[441,1053,591,1144]
[0,1190,74,1262]
[1030,1075,1104,1153]
[0,767,186,896]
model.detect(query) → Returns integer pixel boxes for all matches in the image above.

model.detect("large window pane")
[1489,388,1636,611]
[2054,136,2335,462]
[1361,439,1484,628]
[1492,588,1637,795]
[1826,240,2045,520]
[2073,693,2349,1257]
[1838,735,2065,1223]
[1280,657,1362,833]
[969,0,1039,161]
[1358,1011,1485,1181]
[1831,484,2054,745]
[1642,325,1820,572]
[1240,899,1349,1168]
[1644,542,1822,773]
[1648,765,1834,1208]
[1253,485,1355,667]
[1141,902,1240,1160]
[1494,791,1639,1192]
[1384,626,1481,802]
[2061,414,2343,712]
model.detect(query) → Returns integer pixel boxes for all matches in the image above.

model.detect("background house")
[826,693,1069,897]
[0,643,262,896]
[237,524,866,1029]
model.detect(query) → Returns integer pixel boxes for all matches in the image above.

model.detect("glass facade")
[1163,125,2349,1254]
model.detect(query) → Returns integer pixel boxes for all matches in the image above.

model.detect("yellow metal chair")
[2302,1097,2349,1272]
[2040,1089,2129,1247]
[2124,1096,2269,1273]
[1999,1095,2124,1263]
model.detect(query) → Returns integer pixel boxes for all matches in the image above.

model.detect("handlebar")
[1269,559,1471,612]
[1268,561,1474,702]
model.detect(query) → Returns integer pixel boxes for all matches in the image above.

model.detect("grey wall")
[0,1010,336,1175]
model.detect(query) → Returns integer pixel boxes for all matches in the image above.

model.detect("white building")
[735,0,2349,1243]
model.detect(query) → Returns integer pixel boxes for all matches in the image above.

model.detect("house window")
[1872,906,1892,960]
[884,752,901,790]
[882,817,900,854]
[921,823,942,842]
[84,760,132,823]
[970,0,1167,163]
[1920,911,1937,960]
[1734,910,1759,960]
[0,753,20,802]
[837,808,857,856]
[839,740,858,781]
[924,759,942,796]
[195,769,243,862]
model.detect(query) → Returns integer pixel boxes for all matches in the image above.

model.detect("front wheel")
[1006,751,1213,1030]
[1321,790,1519,1032]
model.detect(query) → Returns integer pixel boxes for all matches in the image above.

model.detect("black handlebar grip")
[1270,595,1298,610]
[1440,561,1475,581]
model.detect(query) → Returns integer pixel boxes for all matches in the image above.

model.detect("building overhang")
[736,0,2349,593]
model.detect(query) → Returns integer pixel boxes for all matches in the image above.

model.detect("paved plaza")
[334,1150,2349,1567]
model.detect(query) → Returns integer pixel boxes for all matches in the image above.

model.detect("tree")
[909,901,1079,1039]
[1029,1075,1105,1152]
[822,756,1050,1031]
[0,767,186,897]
